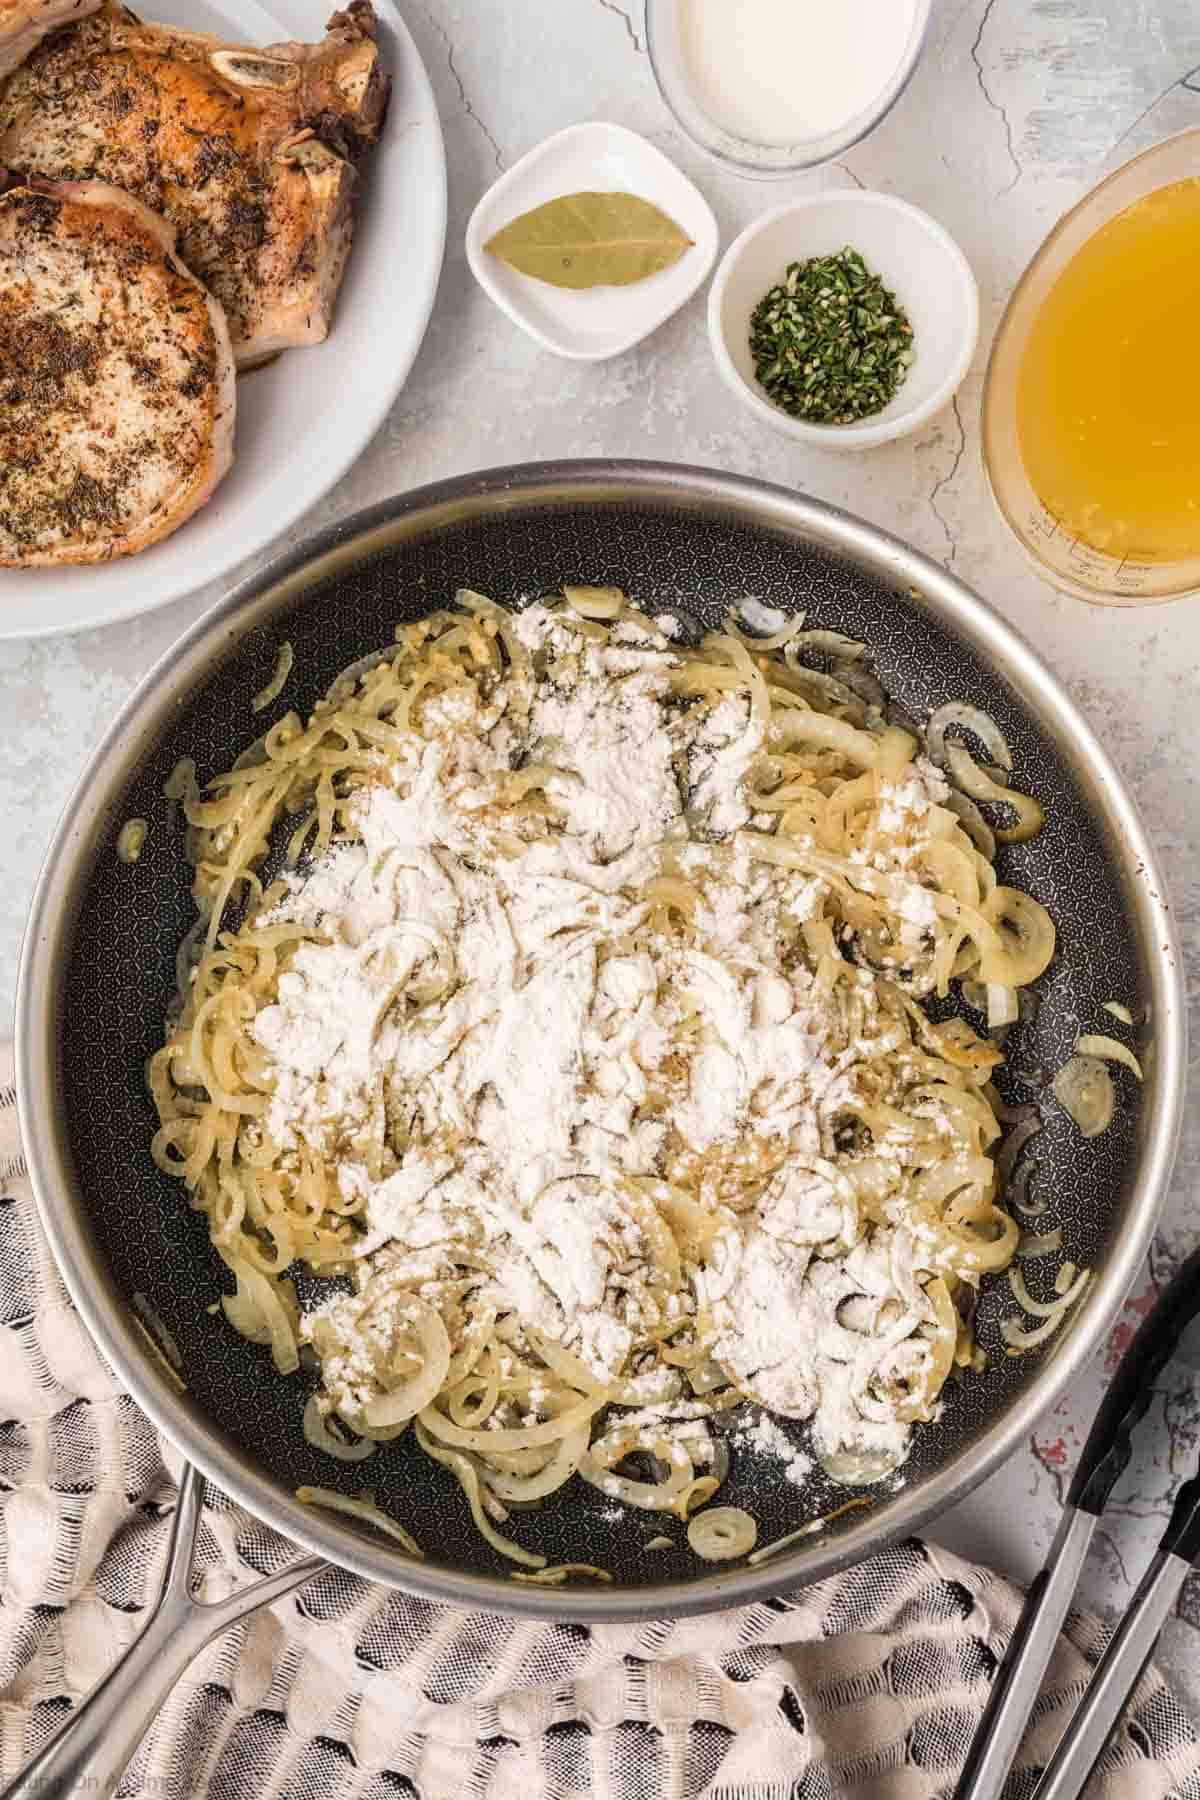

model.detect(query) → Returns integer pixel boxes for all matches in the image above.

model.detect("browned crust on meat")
[0,172,236,565]
[0,0,100,80]
[0,2,391,361]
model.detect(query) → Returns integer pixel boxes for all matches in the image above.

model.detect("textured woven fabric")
[1,1059,1197,1800]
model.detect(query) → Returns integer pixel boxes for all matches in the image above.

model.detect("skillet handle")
[0,1464,326,1800]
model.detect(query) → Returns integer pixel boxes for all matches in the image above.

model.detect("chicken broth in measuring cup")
[1016,177,1200,566]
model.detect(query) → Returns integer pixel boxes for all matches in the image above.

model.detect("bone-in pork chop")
[0,0,98,80]
[0,172,235,566]
[0,2,390,365]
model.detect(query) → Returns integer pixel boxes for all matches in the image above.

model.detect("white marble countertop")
[2,0,1199,1719]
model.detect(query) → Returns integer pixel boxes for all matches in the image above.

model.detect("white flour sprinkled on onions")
[151,588,1059,1558]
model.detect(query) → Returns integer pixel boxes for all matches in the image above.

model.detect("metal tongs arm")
[1034,1465,1200,1800]
[953,1244,1200,1800]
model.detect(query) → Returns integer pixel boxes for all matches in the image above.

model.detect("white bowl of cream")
[646,0,933,176]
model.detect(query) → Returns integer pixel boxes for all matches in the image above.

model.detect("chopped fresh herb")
[748,248,915,426]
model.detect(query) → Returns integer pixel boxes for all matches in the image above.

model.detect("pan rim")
[15,458,1186,1621]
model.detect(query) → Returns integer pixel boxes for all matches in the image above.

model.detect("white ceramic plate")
[465,122,718,361]
[0,0,446,640]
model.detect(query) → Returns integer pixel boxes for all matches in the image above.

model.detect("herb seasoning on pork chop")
[0,172,235,565]
[0,1,390,364]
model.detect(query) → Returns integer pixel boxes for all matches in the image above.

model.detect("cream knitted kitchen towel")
[1,1057,1197,1800]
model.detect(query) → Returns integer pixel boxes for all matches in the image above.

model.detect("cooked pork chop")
[0,1,390,365]
[0,0,98,80]
[0,171,235,566]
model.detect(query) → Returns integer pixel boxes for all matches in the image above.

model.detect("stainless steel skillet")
[9,463,1185,1780]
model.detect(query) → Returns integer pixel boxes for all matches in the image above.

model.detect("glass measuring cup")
[982,128,1200,606]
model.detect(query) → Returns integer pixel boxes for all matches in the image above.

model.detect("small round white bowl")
[646,0,933,179]
[708,193,980,450]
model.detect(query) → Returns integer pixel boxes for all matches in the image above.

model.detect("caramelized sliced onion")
[296,1486,422,1554]
[1075,1034,1144,1081]
[987,983,1019,1030]
[117,819,147,864]
[360,1300,451,1430]
[943,790,996,859]
[510,1563,614,1585]
[132,1291,182,1368]
[220,1257,298,1374]
[945,744,1044,842]
[580,1428,695,1514]
[996,1115,1043,1187]
[131,1318,187,1392]
[687,1506,757,1562]
[1009,1159,1047,1218]
[252,641,294,712]
[415,1421,546,1567]
[1017,1229,1063,1259]
[926,704,1013,774]
[1052,1056,1115,1139]
[979,887,1056,986]
[563,585,626,619]
[818,1445,902,1487]
[1008,1263,1090,1318]
[303,1395,376,1463]
[791,627,865,661]
[163,756,199,803]
[1000,1313,1068,1352]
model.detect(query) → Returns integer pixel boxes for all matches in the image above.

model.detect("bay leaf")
[485,191,693,290]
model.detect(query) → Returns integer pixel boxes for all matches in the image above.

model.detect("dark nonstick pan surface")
[18,464,1183,1620]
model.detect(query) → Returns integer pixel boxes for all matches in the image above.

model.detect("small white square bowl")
[465,121,719,362]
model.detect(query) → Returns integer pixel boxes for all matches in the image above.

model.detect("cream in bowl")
[647,0,932,177]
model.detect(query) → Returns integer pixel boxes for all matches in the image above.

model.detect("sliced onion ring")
[1009,1158,1047,1219]
[361,1299,451,1430]
[687,1506,758,1562]
[252,641,294,712]
[946,744,1044,843]
[943,789,996,859]
[1017,1229,1063,1259]
[562,584,625,619]
[219,1255,299,1375]
[1000,1312,1068,1352]
[303,1395,376,1463]
[117,819,147,864]
[747,1496,874,1565]
[987,983,1019,1030]
[819,1445,903,1487]
[415,1421,545,1567]
[510,1563,614,1585]
[296,1486,421,1555]
[580,1429,695,1514]
[926,703,1013,773]
[1052,1056,1115,1139]
[477,1425,589,1504]
[1075,1034,1144,1081]
[979,887,1056,987]
[996,1115,1043,1187]
[1009,1262,1090,1318]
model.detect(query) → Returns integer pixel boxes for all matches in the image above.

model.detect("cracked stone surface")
[1,0,1199,1726]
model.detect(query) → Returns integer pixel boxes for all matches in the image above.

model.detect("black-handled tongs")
[954,1244,1200,1800]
